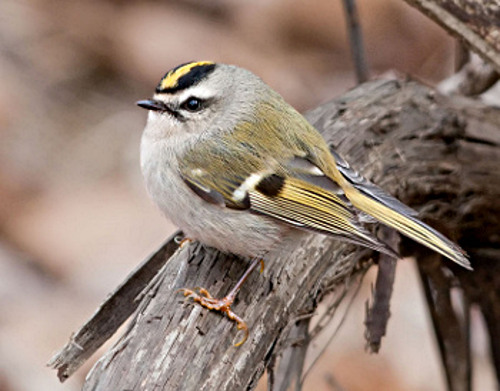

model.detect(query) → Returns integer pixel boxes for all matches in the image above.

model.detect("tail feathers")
[345,187,471,270]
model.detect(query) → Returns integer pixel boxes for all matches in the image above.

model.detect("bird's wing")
[178,138,397,257]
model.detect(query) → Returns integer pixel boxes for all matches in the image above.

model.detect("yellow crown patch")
[158,61,215,92]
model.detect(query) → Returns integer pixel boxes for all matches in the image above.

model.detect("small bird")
[137,61,470,344]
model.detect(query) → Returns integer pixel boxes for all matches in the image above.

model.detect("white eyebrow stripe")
[177,85,215,102]
[232,173,264,201]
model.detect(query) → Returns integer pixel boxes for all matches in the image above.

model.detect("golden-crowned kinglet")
[137,61,470,343]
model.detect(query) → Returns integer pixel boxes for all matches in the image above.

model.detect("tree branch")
[402,0,500,73]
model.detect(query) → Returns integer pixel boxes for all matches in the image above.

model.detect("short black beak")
[136,98,182,119]
[136,99,167,111]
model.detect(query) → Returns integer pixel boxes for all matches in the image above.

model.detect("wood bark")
[50,78,500,390]
[438,53,499,96]
[402,0,500,73]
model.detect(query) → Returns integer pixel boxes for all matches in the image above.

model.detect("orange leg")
[178,237,193,248]
[180,257,263,346]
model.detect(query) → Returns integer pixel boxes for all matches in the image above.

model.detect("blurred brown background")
[0,0,495,390]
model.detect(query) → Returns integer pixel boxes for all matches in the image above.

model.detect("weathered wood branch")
[48,231,183,381]
[402,0,500,73]
[80,227,369,390]
[50,78,500,390]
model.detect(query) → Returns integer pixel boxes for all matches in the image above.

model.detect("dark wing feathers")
[182,176,227,207]
[329,149,419,217]
[180,173,250,210]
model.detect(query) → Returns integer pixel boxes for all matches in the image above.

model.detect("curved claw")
[177,288,190,296]
[223,304,249,347]
[178,288,210,304]
[234,321,249,347]
[178,287,194,297]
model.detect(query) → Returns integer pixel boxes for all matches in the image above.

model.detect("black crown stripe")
[156,62,216,93]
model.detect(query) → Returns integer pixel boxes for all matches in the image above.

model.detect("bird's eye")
[181,97,203,112]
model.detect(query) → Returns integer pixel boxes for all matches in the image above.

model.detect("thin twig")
[417,253,471,391]
[342,0,369,83]
[302,269,368,384]
[364,229,399,353]
[454,41,469,72]
[271,318,311,391]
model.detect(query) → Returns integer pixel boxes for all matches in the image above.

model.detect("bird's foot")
[180,287,249,346]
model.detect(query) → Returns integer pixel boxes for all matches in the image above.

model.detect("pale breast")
[141,136,287,258]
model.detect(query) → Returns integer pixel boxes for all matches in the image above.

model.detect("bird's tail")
[344,186,471,269]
